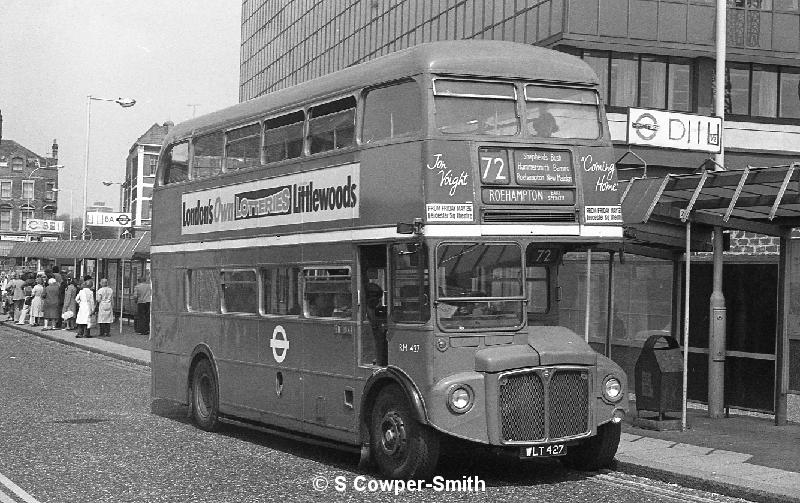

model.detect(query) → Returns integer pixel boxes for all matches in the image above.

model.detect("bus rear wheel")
[561,421,621,471]
[190,358,221,432]
[370,384,439,479]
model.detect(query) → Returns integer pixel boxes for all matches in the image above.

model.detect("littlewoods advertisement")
[181,164,360,235]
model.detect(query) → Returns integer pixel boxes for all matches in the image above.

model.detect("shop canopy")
[621,163,800,258]
[7,232,150,261]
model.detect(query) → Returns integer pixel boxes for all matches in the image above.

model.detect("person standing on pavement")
[61,277,78,330]
[75,279,95,338]
[133,276,151,335]
[96,278,114,337]
[42,278,61,330]
[29,276,45,327]
[8,273,26,322]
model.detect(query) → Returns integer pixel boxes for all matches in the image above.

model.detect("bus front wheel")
[190,358,221,432]
[561,421,621,471]
[370,384,439,479]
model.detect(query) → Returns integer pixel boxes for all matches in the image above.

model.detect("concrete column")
[708,226,727,418]
[775,229,791,425]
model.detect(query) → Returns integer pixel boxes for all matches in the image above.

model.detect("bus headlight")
[602,376,623,403]
[447,384,474,414]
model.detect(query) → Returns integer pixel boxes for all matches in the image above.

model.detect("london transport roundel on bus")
[270,325,289,363]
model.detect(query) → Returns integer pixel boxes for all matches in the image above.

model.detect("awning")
[7,232,150,260]
[621,164,800,257]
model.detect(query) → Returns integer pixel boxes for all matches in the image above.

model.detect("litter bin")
[634,334,683,419]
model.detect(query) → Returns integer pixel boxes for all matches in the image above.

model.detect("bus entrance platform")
[5,319,798,503]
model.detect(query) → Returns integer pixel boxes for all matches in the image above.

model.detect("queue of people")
[0,267,125,339]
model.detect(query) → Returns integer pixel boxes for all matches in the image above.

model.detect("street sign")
[25,219,64,233]
[626,108,722,153]
[86,211,133,227]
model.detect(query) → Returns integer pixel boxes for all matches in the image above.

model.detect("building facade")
[0,138,60,245]
[125,122,173,228]
[239,0,800,404]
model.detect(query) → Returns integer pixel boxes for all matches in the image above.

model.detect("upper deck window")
[362,80,422,143]
[193,132,224,179]
[433,79,518,136]
[264,111,305,163]
[525,85,601,139]
[160,141,189,185]
[308,97,356,154]
[226,123,261,171]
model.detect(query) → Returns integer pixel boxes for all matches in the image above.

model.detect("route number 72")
[479,150,509,184]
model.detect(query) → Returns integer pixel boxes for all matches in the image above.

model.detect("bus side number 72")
[479,150,510,184]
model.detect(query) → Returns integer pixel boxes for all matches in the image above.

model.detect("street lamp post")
[82,95,136,240]
[52,188,74,240]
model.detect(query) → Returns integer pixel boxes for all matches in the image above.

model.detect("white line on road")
[0,472,41,503]
[0,487,19,503]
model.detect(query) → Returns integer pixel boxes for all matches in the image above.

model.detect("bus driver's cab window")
[303,268,352,318]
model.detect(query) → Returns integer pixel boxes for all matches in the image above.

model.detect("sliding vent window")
[160,141,189,185]
[433,79,518,136]
[221,270,258,314]
[362,80,422,142]
[193,132,224,179]
[309,98,356,154]
[525,86,601,139]
[226,123,261,171]
[264,111,305,163]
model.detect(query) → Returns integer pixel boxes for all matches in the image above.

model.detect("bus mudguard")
[359,366,429,438]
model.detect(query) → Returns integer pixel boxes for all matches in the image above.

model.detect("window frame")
[0,180,11,199]
[220,268,260,315]
[224,121,263,172]
[307,96,357,155]
[185,268,221,314]
[301,266,353,319]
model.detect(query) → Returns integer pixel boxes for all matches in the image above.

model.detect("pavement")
[3,319,799,503]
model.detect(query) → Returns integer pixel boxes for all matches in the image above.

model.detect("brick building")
[124,121,173,228]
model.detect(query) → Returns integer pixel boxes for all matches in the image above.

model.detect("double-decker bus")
[151,40,627,479]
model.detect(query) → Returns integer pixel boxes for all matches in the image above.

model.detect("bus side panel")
[151,254,188,403]
[358,142,426,227]
[257,318,305,429]
[217,317,263,416]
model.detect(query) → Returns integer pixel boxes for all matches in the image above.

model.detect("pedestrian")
[51,265,63,285]
[75,279,95,338]
[8,273,26,322]
[96,278,114,337]
[42,278,61,330]
[133,275,151,335]
[29,276,45,327]
[61,277,78,330]
[16,283,32,325]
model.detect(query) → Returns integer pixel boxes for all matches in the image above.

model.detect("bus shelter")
[620,164,800,426]
[7,232,150,322]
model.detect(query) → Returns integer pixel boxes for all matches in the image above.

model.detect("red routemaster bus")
[151,41,627,479]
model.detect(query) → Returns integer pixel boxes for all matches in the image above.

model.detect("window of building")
[302,267,352,318]
[160,142,189,185]
[639,56,667,109]
[308,97,356,154]
[226,123,261,171]
[264,110,305,163]
[221,269,259,314]
[193,132,224,179]
[0,207,11,231]
[727,64,751,115]
[45,182,55,201]
[362,80,422,143]
[780,67,800,118]
[19,206,33,230]
[261,266,301,315]
[667,59,693,112]
[43,207,56,221]
[186,269,219,313]
[141,200,152,220]
[0,181,11,199]
[147,157,158,177]
[610,53,638,108]
[582,50,609,105]
[751,65,778,117]
[10,157,23,172]
[22,180,34,200]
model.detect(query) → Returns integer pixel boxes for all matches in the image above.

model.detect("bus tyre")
[190,358,221,432]
[561,421,621,471]
[370,384,439,479]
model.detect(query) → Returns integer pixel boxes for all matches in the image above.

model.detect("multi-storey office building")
[238,1,800,408]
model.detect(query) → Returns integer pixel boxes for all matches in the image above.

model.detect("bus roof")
[164,41,598,143]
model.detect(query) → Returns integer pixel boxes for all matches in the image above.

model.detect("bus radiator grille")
[482,210,577,223]
[499,369,590,442]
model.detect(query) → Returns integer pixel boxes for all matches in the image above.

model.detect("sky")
[0,0,241,216]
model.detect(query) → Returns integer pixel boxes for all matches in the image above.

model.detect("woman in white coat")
[75,280,95,338]
[95,278,114,337]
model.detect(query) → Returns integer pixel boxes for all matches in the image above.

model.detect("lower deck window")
[186,268,220,313]
[303,268,352,318]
